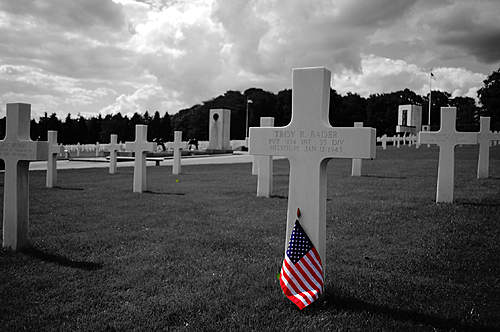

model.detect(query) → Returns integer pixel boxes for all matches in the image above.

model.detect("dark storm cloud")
[337,0,417,27]
[434,7,500,63]
[0,25,138,81]
[0,0,125,32]
[0,0,496,117]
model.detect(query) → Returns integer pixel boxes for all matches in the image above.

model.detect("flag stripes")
[279,220,324,310]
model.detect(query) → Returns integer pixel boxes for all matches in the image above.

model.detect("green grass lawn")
[1,145,499,330]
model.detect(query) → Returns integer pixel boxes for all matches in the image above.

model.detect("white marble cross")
[418,107,477,203]
[0,103,48,250]
[477,117,500,179]
[380,134,387,150]
[351,122,363,176]
[46,130,63,188]
[172,131,185,175]
[256,117,275,197]
[125,125,156,193]
[407,134,413,147]
[414,135,420,149]
[251,156,258,175]
[249,67,376,266]
[107,134,120,174]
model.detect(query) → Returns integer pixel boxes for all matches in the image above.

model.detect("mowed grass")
[1,145,499,330]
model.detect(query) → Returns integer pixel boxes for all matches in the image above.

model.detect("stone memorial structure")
[396,104,422,135]
[107,134,120,174]
[207,109,231,152]
[477,117,500,179]
[418,107,477,203]
[125,125,156,193]
[256,117,275,197]
[351,122,363,177]
[0,103,48,250]
[172,131,185,175]
[46,130,63,188]
[249,67,376,270]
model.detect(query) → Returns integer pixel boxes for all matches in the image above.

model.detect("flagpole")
[245,97,249,139]
[428,71,432,127]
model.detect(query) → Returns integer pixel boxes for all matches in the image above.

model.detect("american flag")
[279,218,324,310]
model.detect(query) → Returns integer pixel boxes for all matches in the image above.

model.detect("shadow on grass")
[456,200,500,207]
[20,247,103,271]
[362,175,407,179]
[143,190,185,196]
[321,292,496,331]
[270,194,331,201]
[51,186,85,191]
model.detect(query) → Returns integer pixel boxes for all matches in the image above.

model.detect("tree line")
[1,68,498,144]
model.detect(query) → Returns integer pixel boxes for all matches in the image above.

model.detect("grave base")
[204,149,233,154]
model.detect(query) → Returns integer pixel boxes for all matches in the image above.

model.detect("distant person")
[154,138,166,152]
[188,138,196,150]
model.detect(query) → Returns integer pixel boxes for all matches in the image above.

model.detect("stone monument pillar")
[207,109,231,152]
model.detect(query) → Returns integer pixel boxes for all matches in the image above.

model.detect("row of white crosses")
[64,143,125,157]
[0,104,185,250]
[377,134,419,150]
[418,108,500,203]
[123,126,185,192]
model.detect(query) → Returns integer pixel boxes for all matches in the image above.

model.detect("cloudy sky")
[1,0,499,118]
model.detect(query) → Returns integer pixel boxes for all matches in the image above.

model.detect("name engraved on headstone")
[268,129,345,154]
[0,142,36,158]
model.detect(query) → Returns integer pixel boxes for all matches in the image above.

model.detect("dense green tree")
[478,67,500,130]
[244,88,277,130]
[61,114,78,144]
[334,92,366,126]
[274,89,292,127]
[76,115,88,143]
[38,113,49,140]
[160,112,172,141]
[0,83,484,144]
[423,90,451,130]
[47,113,60,132]
[29,119,38,141]
[149,111,162,140]
[109,113,128,142]
[450,96,479,131]
[87,115,103,143]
